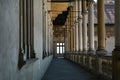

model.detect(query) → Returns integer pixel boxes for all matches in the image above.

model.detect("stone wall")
[0,0,53,80]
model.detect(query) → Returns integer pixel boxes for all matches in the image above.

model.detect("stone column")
[70,28,73,52]
[65,29,68,52]
[88,0,95,54]
[78,0,83,52]
[75,23,79,52]
[73,26,75,52]
[82,0,88,53]
[75,0,79,52]
[66,26,71,52]
[112,0,120,80]
[96,0,106,55]
[66,18,71,52]
[72,27,75,52]
[69,29,71,52]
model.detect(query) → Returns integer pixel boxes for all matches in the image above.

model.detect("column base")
[31,50,36,58]
[112,50,120,80]
[18,52,26,69]
[74,51,78,54]
[78,49,83,53]
[96,49,107,56]
[82,50,87,54]
[88,50,95,55]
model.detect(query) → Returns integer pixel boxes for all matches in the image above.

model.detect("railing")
[64,53,112,79]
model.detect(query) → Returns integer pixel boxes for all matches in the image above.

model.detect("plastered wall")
[0,0,53,80]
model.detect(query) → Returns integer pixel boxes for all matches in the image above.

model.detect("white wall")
[0,0,53,80]
[95,36,115,55]
[106,37,115,55]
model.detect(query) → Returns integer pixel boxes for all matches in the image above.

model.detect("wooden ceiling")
[50,2,69,38]
[51,2,69,21]
[51,0,74,2]
[51,2,70,25]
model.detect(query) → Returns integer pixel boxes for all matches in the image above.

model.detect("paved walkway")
[42,58,99,80]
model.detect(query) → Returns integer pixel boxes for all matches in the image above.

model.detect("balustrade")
[64,53,112,79]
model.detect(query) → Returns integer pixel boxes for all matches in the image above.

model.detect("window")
[18,0,35,69]
[57,47,60,54]
[57,43,59,45]
[56,43,65,54]
[60,43,63,45]
[60,47,63,54]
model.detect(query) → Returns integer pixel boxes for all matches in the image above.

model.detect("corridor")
[42,58,99,80]
[1,0,120,80]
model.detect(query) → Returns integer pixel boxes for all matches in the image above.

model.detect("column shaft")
[78,0,83,52]
[82,13,87,51]
[82,0,88,52]
[72,28,75,51]
[88,0,94,53]
[65,29,68,52]
[75,23,79,51]
[112,0,120,80]
[70,29,73,51]
[68,29,71,51]
[75,0,79,51]
[115,0,120,47]
[97,0,106,50]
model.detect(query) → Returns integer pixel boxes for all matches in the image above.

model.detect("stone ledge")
[19,58,39,71]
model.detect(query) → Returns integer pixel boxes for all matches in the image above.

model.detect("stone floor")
[42,58,101,80]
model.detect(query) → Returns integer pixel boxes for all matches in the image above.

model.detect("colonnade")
[65,0,106,55]
[65,0,120,80]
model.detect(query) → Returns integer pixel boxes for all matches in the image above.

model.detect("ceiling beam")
[51,0,74,2]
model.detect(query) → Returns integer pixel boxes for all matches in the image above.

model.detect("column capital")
[88,0,95,3]
[70,27,74,31]
[82,11,88,16]
[66,29,70,31]
[88,0,95,7]
[75,20,79,24]
[78,16,82,20]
